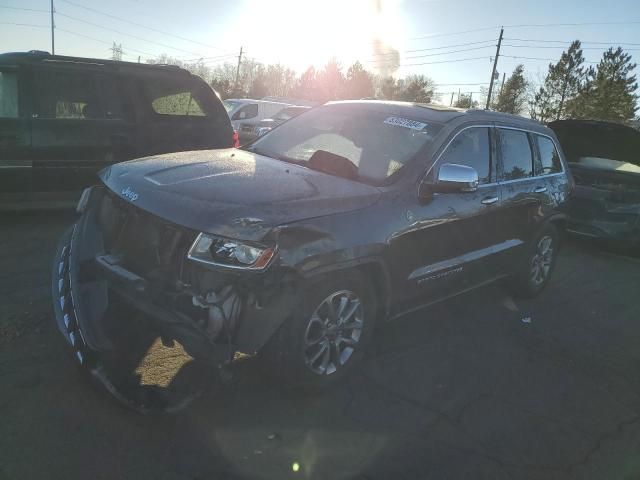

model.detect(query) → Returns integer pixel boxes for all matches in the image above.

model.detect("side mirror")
[437,163,480,191]
[418,163,479,199]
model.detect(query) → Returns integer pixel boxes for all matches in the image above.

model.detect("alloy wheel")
[530,235,554,287]
[303,290,364,376]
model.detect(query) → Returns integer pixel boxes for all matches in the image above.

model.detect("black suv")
[52,101,571,408]
[0,51,233,209]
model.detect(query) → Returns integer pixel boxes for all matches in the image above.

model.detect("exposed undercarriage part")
[53,187,297,413]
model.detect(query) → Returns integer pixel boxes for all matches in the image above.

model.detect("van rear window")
[152,92,206,116]
[143,77,210,117]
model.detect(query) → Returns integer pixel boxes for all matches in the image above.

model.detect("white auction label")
[384,116,428,131]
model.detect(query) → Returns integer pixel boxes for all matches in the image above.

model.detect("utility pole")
[234,46,243,93]
[50,0,55,55]
[499,72,506,97]
[469,92,473,109]
[485,27,504,109]
[449,91,454,106]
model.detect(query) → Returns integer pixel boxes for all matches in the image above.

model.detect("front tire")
[263,270,376,388]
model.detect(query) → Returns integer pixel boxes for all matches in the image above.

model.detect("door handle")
[481,196,499,205]
[534,186,547,193]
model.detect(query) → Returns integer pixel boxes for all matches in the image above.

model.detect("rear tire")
[509,224,559,298]
[263,270,376,388]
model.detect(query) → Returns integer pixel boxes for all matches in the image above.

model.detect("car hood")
[98,149,381,241]
[549,120,640,166]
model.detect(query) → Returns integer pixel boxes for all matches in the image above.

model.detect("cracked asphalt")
[2,212,640,480]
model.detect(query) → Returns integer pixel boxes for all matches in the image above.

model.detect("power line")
[371,39,495,57]
[0,5,49,13]
[0,21,49,28]
[501,54,600,64]
[410,26,500,41]
[182,53,238,62]
[504,20,640,28]
[505,37,640,46]
[56,27,157,58]
[406,39,495,54]
[409,21,640,43]
[397,56,491,68]
[503,44,640,51]
[434,82,489,86]
[369,44,494,64]
[58,0,231,53]
[55,11,204,56]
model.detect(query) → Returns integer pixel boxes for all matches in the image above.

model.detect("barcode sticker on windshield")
[384,116,428,131]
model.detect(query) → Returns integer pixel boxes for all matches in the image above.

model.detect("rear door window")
[535,135,563,175]
[0,71,19,118]
[498,129,534,180]
[439,127,493,184]
[34,68,101,119]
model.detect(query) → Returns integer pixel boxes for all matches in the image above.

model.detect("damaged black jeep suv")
[53,101,571,403]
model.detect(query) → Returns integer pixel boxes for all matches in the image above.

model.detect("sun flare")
[239,0,405,72]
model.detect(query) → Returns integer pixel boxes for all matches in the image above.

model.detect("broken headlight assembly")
[187,233,277,270]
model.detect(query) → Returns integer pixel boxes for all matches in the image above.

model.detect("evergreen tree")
[531,41,585,121]
[379,76,400,100]
[398,75,435,103]
[566,47,638,122]
[345,62,375,99]
[454,93,478,109]
[494,65,528,114]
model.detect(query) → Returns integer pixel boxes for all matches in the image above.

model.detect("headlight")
[187,233,276,270]
[255,126,272,137]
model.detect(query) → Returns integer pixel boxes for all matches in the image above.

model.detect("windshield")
[247,104,441,183]
[223,100,240,113]
[273,107,307,121]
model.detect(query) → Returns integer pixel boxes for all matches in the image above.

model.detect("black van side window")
[0,71,18,118]
[440,127,492,184]
[35,70,101,120]
[498,129,533,180]
[535,135,562,175]
[143,78,207,116]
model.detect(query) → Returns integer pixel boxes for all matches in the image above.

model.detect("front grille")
[98,190,195,278]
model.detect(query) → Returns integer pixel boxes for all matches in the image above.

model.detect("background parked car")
[0,51,233,209]
[238,105,310,144]
[549,119,640,247]
[223,98,292,130]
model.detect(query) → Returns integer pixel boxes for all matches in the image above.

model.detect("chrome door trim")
[408,238,523,281]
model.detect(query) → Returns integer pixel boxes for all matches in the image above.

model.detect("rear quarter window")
[535,135,563,175]
[141,75,213,117]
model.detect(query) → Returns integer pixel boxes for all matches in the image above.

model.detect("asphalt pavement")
[2,211,640,480]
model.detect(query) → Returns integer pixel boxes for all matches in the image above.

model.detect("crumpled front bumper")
[50,195,226,412]
[51,188,299,412]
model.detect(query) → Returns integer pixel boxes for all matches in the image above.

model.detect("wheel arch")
[300,256,392,319]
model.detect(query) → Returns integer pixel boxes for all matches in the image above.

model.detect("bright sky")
[2,0,640,101]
